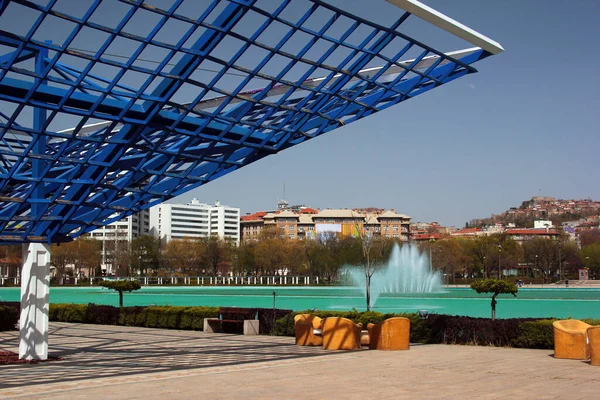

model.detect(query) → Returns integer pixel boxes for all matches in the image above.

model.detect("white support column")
[19,243,51,360]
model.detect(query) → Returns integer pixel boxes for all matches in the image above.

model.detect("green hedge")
[49,304,88,323]
[47,303,219,331]
[511,320,555,349]
[0,304,19,331]
[272,310,573,350]
[118,306,218,329]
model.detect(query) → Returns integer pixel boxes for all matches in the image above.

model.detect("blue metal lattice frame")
[0,0,498,243]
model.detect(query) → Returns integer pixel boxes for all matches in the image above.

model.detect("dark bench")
[204,307,259,335]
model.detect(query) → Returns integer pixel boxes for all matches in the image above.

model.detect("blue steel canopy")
[0,0,501,244]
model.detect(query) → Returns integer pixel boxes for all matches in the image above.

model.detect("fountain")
[348,243,443,308]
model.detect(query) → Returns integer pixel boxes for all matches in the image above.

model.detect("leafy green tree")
[522,237,575,282]
[580,229,600,247]
[163,238,204,276]
[51,242,74,283]
[471,279,518,320]
[430,238,466,283]
[285,239,309,275]
[99,280,141,307]
[254,234,288,275]
[131,235,162,275]
[71,237,102,278]
[471,236,497,278]
[232,241,256,276]
[581,243,600,279]
[199,235,233,276]
[0,245,21,278]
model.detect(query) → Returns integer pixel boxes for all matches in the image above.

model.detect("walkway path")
[1,323,599,399]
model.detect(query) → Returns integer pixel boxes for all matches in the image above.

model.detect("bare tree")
[351,212,391,311]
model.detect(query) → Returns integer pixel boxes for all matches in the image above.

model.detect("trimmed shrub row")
[0,304,19,331]
[46,303,220,330]
[46,304,293,334]
[2,302,292,334]
[272,310,600,350]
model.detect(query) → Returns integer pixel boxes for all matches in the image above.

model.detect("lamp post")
[497,244,502,279]
[483,256,486,279]
[429,238,434,273]
[557,241,562,282]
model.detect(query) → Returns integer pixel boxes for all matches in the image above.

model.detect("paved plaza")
[1,323,599,399]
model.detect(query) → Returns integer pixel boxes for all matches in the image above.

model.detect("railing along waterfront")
[1,275,321,286]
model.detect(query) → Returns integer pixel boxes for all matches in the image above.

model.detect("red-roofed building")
[450,228,484,239]
[240,207,411,242]
[240,212,268,240]
[505,228,560,243]
[411,233,442,241]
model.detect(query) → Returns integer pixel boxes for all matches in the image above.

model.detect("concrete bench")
[203,307,260,335]
[203,318,259,335]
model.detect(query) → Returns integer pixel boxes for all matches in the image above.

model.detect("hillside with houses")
[469,197,600,229]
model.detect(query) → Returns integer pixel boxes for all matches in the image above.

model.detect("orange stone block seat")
[553,320,591,360]
[321,317,362,350]
[367,317,410,350]
[294,314,323,346]
[587,326,600,366]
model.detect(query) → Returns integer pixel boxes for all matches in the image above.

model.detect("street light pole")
[497,245,502,279]
[558,241,562,283]
[483,256,486,279]
[429,238,434,273]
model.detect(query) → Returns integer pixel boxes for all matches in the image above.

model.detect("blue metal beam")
[0,0,500,243]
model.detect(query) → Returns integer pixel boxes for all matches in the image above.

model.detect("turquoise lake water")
[1,286,600,319]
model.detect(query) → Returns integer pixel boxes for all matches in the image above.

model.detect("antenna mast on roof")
[277,182,289,210]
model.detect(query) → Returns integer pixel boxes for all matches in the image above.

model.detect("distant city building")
[149,199,240,244]
[533,220,554,229]
[450,227,485,239]
[241,207,410,242]
[83,210,150,274]
[410,221,450,240]
[85,211,150,242]
[504,228,561,244]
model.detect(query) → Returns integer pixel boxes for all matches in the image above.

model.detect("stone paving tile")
[1,323,600,399]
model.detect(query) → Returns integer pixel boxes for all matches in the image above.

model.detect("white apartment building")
[149,199,240,244]
[85,211,150,242]
[83,210,150,274]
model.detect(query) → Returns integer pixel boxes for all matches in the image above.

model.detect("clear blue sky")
[174,0,599,227]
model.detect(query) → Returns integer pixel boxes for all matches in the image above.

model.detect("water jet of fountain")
[347,243,442,309]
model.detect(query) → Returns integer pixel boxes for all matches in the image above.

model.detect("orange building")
[240,208,410,242]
